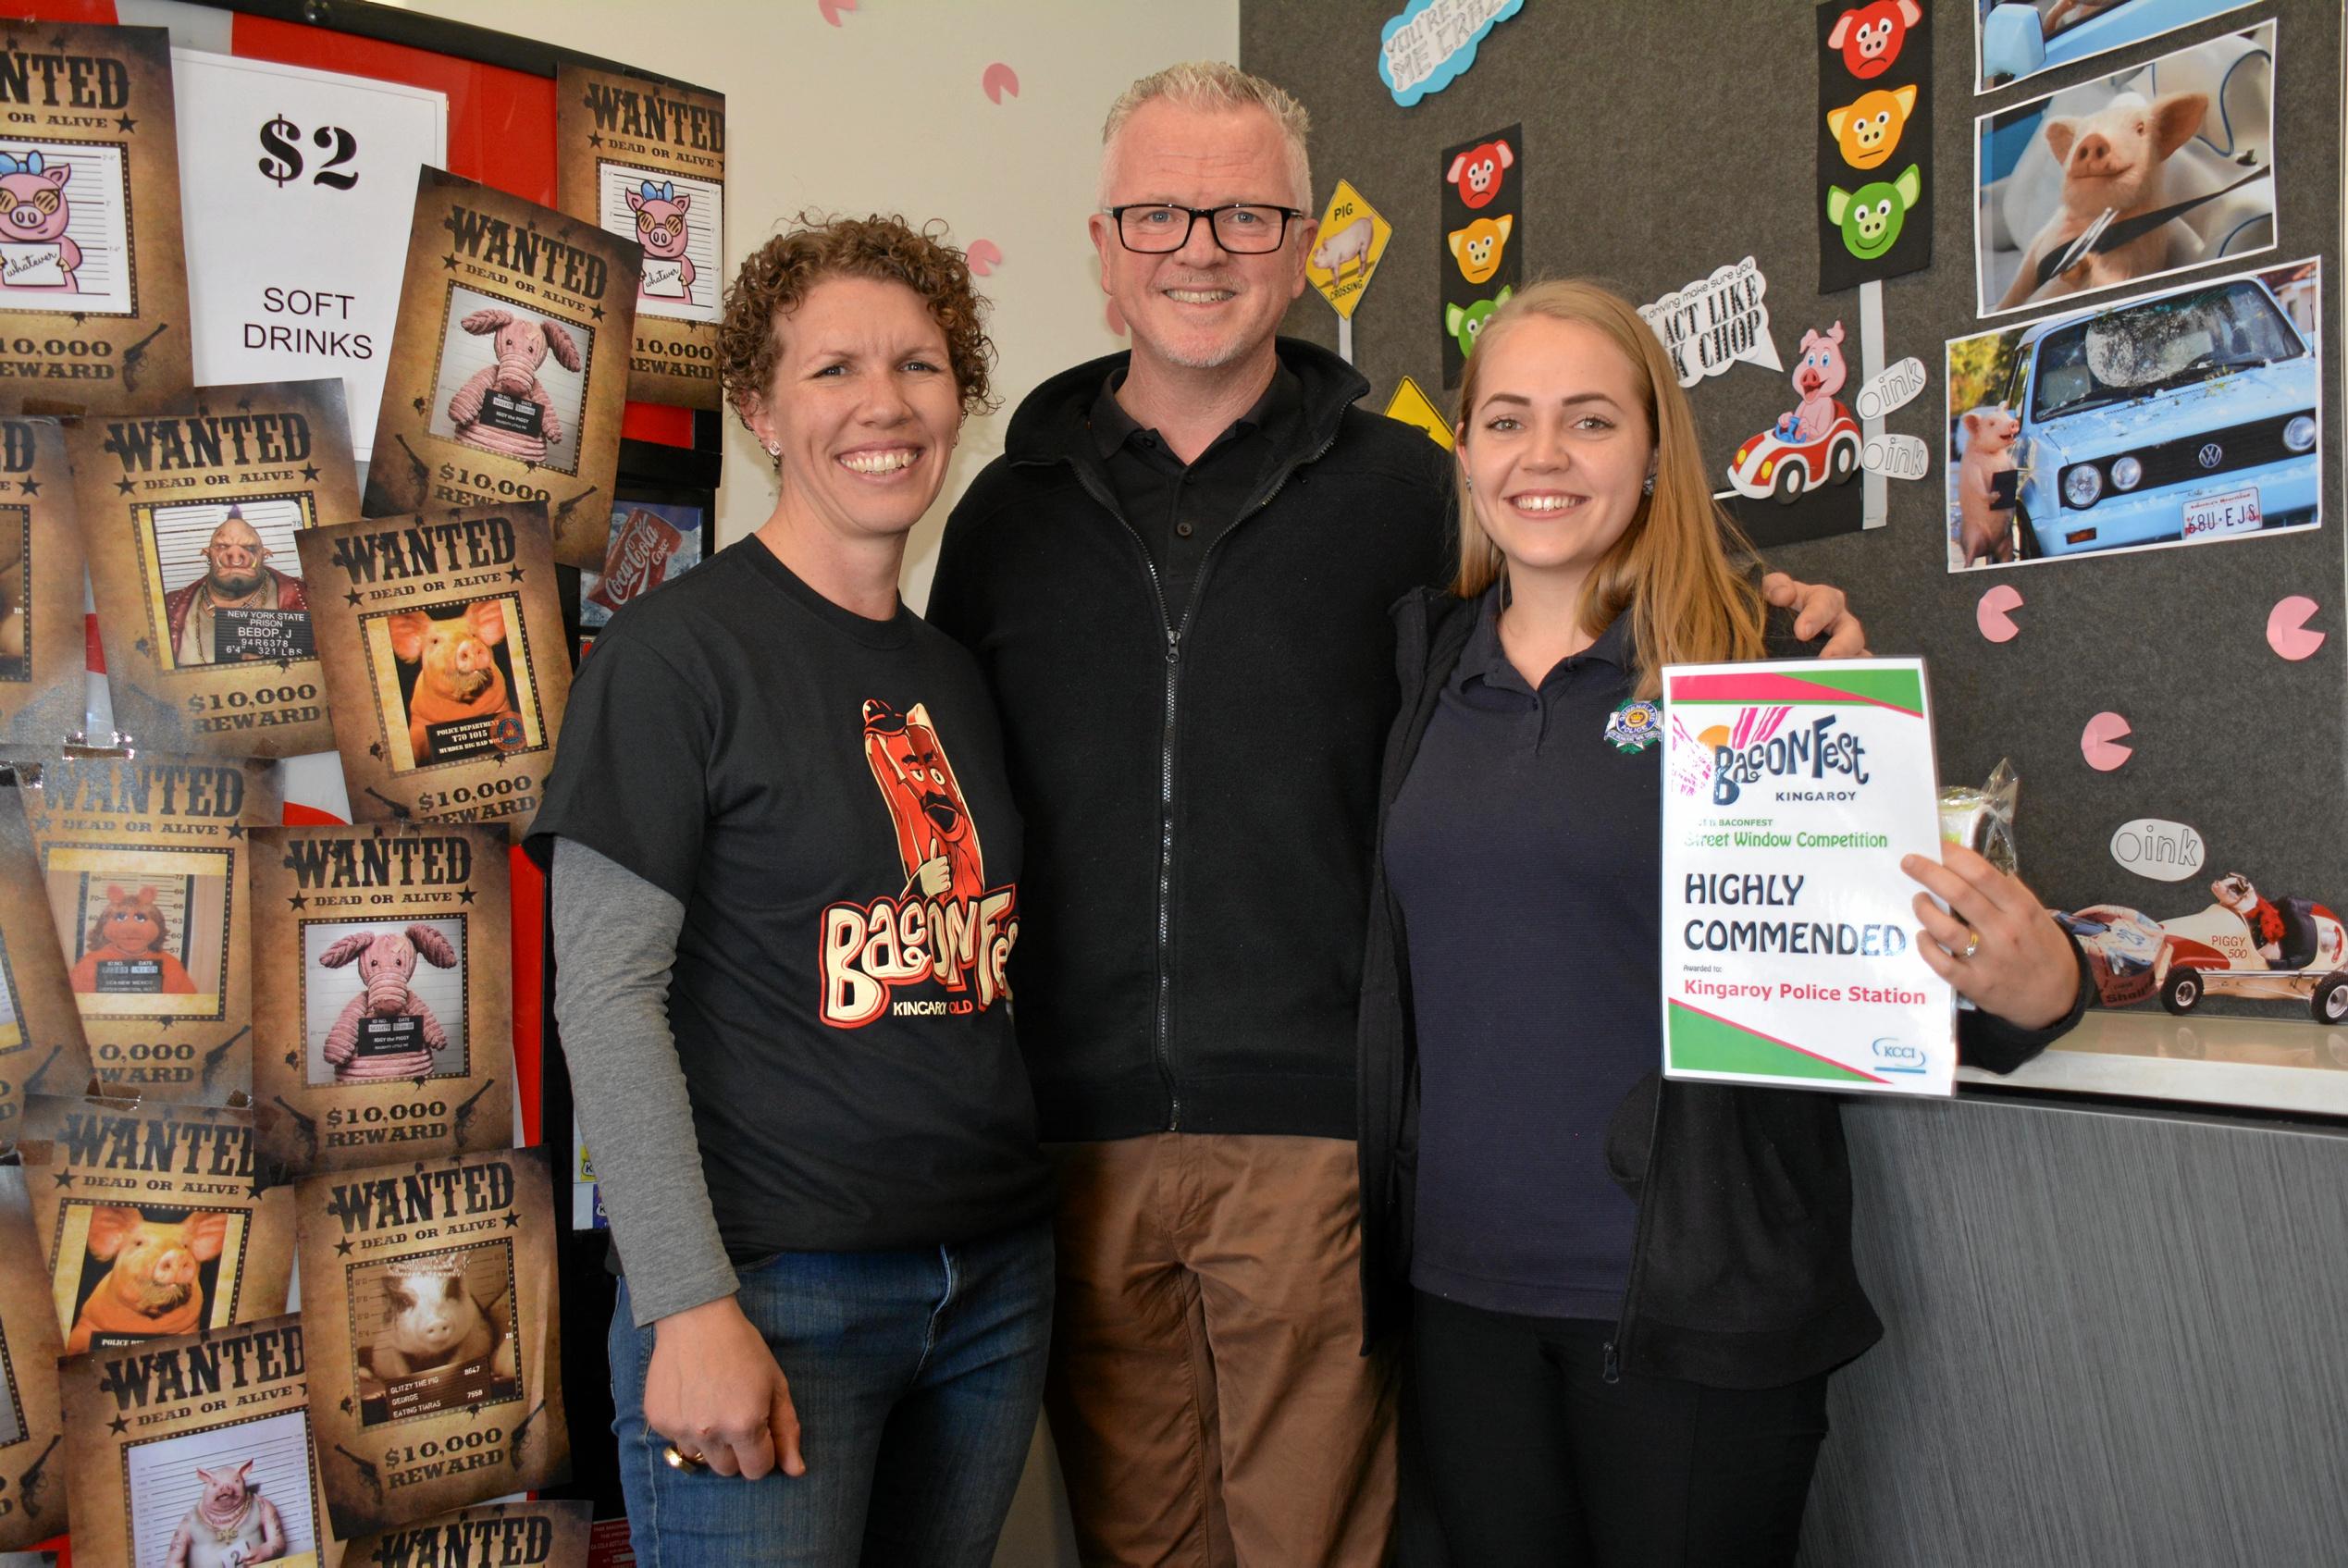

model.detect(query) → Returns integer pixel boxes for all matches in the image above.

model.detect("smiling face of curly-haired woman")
[720,216,996,546]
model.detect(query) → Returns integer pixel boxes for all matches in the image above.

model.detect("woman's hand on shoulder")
[1902,843,2079,1031]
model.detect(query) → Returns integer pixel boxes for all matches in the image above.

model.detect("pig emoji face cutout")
[1443,287,1513,361]
[66,1205,229,1353]
[1446,139,1514,210]
[1448,215,1514,286]
[1826,0,1921,80]
[387,599,518,766]
[1826,165,1922,260]
[861,698,986,905]
[1827,84,1918,170]
[0,149,80,292]
[626,179,698,303]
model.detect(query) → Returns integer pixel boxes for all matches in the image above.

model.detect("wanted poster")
[337,1498,590,1568]
[59,1312,333,1568]
[0,419,83,750]
[75,378,361,757]
[0,1167,68,1551]
[363,168,639,571]
[556,63,723,410]
[19,1093,294,1355]
[0,24,194,414]
[296,504,569,839]
[0,784,89,1135]
[252,823,513,1179]
[19,754,280,1105]
[299,1146,570,1537]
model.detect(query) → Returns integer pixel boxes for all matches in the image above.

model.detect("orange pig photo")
[55,1204,230,1354]
[364,595,546,772]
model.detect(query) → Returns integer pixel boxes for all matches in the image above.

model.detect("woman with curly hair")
[530,214,1053,1566]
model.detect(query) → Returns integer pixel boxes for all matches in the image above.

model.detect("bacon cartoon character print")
[1826,0,1921,80]
[626,179,697,305]
[0,150,80,295]
[822,700,1018,1028]
[1446,138,1514,211]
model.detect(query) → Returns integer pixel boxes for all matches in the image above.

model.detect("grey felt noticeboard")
[1248,1,2345,1059]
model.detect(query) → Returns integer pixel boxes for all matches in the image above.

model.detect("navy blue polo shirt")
[1383,586,1662,1321]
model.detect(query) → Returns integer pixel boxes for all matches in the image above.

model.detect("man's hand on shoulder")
[1761,572,1867,657]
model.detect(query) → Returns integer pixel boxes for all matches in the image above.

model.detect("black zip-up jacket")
[929,339,1451,1142]
[1357,587,2097,1386]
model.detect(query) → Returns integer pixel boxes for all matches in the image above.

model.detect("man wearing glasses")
[927,62,1860,1567]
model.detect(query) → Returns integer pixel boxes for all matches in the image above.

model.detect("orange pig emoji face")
[1447,215,1514,286]
[1827,84,1918,171]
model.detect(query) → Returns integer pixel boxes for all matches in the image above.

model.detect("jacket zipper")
[1055,425,1340,1133]
[1603,1078,1667,1383]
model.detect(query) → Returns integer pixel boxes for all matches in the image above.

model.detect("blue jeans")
[610,1218,1054,1567]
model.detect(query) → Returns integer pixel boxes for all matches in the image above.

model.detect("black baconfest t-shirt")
[530,538,1051,1256]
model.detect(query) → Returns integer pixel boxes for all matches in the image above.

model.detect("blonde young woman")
[1354,280,2095,1566]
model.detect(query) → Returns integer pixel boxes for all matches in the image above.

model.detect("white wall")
[384,0,1240,616]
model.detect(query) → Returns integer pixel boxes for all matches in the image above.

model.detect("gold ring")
[1959,930,1982,961]
[663,1442,708,1472]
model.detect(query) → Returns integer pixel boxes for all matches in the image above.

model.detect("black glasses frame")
[1106,203,1307,254]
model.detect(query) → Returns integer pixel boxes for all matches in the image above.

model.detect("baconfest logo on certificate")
[1658,659,1956,1095]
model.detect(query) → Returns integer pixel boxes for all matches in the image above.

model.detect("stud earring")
[764,442,780,459]
[1464,475,1474,491]
[1642,473,1655,496]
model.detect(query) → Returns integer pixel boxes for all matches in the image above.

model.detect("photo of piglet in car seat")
[1976,21,2274,317]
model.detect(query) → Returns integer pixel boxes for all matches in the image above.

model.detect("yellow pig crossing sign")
[1307,179,1391,319]
[1382,375,1452,450]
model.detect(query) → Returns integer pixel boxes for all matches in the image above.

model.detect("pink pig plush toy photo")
[318,923,458,1081]
[445,307,581,463]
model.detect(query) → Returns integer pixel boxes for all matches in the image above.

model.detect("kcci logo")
[1870,1037,1927,1075]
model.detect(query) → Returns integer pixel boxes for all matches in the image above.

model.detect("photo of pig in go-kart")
[2057,870,2348,1022]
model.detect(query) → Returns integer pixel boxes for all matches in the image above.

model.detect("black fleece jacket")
[1357,586,2098,1387]
[928,339,1452,1142]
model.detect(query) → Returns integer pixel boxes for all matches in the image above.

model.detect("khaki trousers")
[1044,1133,1398,1568]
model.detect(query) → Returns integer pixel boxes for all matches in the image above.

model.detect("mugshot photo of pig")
[385,599,519,766]
[0,150,80,295]
[367,1262,503,1382]
[70,884,197,996]
[317,924,458,1081]
[66,1206,229,1354]
[164,1459,287,1568]
[443,307,582,464]
[625,179,697,305]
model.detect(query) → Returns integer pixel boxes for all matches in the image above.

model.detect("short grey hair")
[1098,61,1313,214]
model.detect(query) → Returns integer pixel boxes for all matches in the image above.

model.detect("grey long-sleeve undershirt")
[550,835,740,1326]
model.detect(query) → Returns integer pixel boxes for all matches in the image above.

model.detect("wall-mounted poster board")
[1250,0,2344,1116]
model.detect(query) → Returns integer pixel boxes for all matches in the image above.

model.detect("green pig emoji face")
[1825,164,1922,260]
[1443,286,1514,358]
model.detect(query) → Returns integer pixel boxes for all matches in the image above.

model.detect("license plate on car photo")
[2182,488,2262,538]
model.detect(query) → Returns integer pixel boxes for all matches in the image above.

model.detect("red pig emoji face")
[1446,139,1514,210]
[1827,0,1921,79]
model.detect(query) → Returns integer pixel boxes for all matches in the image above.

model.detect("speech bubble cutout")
[1637,257,1783,389]
[1380,0,1525,106]
[2082,711,2132,772]
[967,239,1003,278]
[2110,819,2206,882]
[1861,433,1930,478]
[1854,354,1926,420]
[982,63,1020,104]
[2268,596,2325,661]
[1976,583,2023,643]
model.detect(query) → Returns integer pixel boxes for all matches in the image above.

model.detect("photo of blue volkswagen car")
[2000,271,2318,560]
